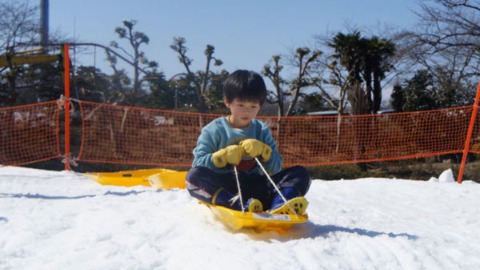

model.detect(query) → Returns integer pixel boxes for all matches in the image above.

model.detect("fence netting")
[469,111,480,154]
[75,101,478,167]
[1,99,479,168]
[77,101,215,166]
[0,101,60,165]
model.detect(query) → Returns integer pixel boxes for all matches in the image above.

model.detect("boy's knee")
[186,167,212,185]
[290,165,309,177]
[186,167,215,202]
[286,165,311,195]
[289,166,310,182]
[186,167,221,198]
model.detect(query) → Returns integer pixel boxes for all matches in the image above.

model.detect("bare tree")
[263,47,322,116]
[0,0,39,51]
[170,37,223,112]
[108,20,158,97]
[399,0,480,100]
[0,1,41,105]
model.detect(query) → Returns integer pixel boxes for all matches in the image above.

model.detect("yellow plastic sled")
[201,202,308,233]
[86,168,308,232]
[85,168,187,189]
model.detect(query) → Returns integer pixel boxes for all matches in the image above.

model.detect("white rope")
[232,166,245,213]
[254,157,298,216]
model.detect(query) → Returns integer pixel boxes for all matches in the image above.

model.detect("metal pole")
[175,88,178,109]
[169,73,186,109]
[40,0,49,48]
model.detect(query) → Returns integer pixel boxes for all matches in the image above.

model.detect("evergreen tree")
[402,70,437,111]
[390,83,403,112]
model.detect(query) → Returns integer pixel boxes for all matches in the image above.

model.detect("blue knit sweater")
[192,117,282,175]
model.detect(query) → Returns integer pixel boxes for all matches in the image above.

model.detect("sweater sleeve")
[191,125,218,171]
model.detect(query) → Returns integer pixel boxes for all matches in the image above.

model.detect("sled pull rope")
[254,158,298,217]
[233,166,245,213]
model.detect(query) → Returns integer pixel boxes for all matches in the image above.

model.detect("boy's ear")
[223,97,231,108]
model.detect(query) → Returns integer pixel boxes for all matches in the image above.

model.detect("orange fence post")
[457,82,480,183]
[63,43,71,170]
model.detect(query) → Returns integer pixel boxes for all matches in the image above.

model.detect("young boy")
[186,70,311,214]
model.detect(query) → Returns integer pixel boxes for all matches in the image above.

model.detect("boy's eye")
[233,101,259,109]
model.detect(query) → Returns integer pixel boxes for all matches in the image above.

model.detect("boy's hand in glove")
[212,145,244,168]
[239,139,272,162]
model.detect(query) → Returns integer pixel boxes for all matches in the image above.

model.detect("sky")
[1,166,480,269]
[49,0,420,80]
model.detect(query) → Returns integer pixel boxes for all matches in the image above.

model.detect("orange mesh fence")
[77,100,218,166]
[75,100,476,168]
[1,99,479,169]
[0,101,61,165]
[270,106,472,166]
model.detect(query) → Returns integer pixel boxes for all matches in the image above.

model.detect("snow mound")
[429,168,456,183]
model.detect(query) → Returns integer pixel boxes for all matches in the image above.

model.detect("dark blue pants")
[186,165,311,210]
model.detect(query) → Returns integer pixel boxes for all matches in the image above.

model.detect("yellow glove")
[212,145,244,168]
[239,139,272,162]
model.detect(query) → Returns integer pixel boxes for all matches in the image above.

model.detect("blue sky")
[50,0,419,79]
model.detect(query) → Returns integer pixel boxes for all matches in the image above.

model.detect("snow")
[435,168,456,183]
[1,166,480,270]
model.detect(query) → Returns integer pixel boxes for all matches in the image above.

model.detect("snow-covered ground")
[1,166,479,270]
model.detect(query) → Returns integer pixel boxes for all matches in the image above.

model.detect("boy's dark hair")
[223,70,267,105]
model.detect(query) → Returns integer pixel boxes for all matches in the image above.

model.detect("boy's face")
[225,98,261,128]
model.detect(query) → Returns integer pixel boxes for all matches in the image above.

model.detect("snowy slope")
[1,166,479,270]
